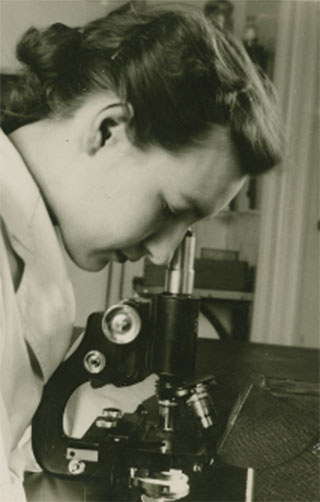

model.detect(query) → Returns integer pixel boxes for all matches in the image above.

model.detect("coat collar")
[0,129,41,257]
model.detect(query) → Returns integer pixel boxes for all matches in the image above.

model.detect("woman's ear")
[84,103,132,156]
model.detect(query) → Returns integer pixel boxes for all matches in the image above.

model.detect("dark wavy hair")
[0,1,282,174]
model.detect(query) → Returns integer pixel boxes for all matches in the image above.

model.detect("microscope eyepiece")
[165,230,196,295]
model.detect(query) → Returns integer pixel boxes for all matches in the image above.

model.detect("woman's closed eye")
[161,199,197,225]
[161,200,171,216]
[161,199,181,220]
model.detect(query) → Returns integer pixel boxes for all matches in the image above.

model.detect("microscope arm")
[32,308,151,478]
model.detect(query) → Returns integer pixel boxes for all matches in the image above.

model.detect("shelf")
[135,284,254,302]
[216,209,260,217]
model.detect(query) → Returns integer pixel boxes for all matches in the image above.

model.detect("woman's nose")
[144,224,189,266]
[147,247,175,266]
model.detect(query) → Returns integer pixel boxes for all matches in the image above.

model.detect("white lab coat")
[0,130,156,501]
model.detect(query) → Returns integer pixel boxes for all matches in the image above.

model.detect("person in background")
[204,0,234,31]
[243,15,269,73]
[0,1,282,500]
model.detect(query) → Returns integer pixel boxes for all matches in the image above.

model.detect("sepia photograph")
[0,1,319,501]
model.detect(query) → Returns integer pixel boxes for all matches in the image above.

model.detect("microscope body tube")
[152,294,199,379]
[152,231,200,380]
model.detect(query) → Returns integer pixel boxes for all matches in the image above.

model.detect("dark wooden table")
[25,339,319,502]
[188,339,320,502]
[196,338,319,427]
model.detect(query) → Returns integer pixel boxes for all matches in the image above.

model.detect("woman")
[0,2,281,500]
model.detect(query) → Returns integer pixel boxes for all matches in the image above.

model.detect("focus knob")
[101,302,141,344]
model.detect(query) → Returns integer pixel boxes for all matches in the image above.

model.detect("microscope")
[32,231,217,501]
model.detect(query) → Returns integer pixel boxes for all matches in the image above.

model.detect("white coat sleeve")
[0,404,27,501]
[0,276,26,502]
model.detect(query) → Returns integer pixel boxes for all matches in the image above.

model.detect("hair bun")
[16,23,82,81]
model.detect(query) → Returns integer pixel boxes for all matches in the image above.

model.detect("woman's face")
[61,146,244,271]
[24,96,246,271]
